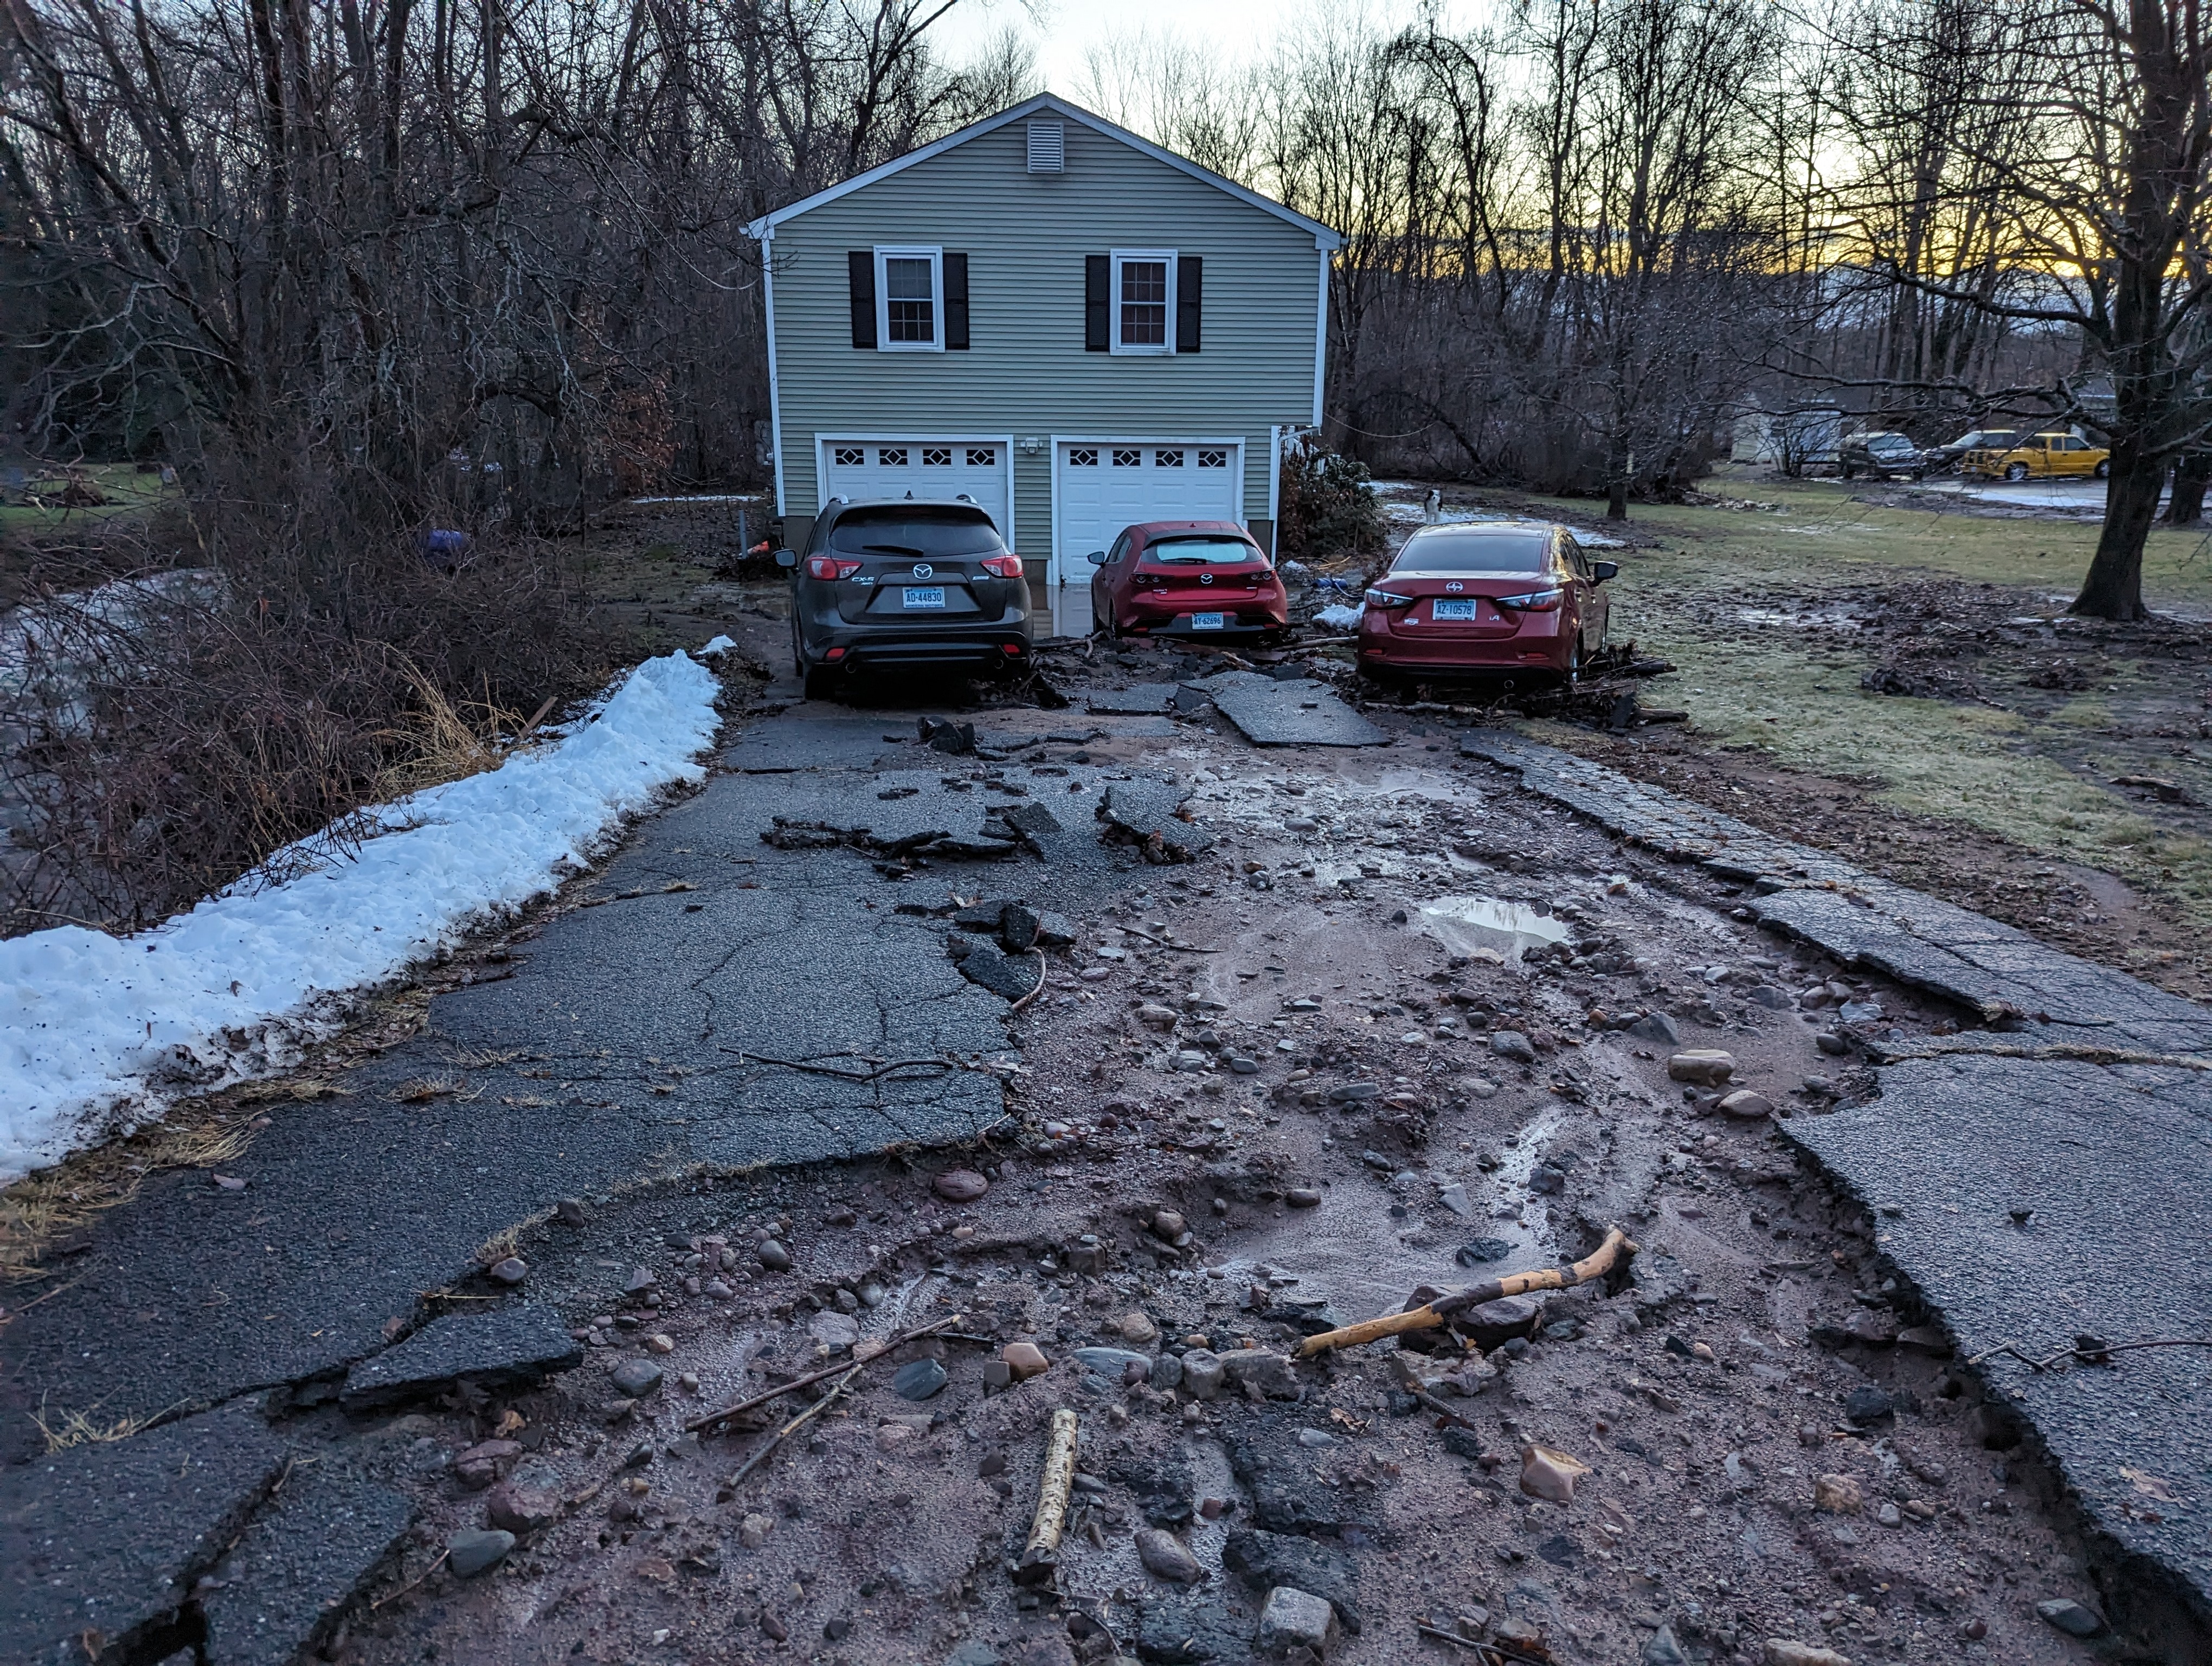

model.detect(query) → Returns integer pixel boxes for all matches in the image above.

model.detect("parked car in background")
[781,498,1031,697]
[1356,521,1613,684]
[1960,432,2111,482]
[1924,429,2017,473]
[1085,520,1288,639]
[1838,431,1927,480]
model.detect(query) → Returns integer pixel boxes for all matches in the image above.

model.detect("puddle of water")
[1414,894,1571,965]
[1735,606,1860,630]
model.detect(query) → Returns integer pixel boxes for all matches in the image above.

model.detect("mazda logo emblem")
[911,563,933,579]
[1199,573,1213,585]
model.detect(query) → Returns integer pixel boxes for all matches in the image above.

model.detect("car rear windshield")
[1143,536,1263,565]
[1390,528,1555,575]
[826,510,1004,557]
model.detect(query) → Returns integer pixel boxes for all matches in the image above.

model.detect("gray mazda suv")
[779,498,1034,698]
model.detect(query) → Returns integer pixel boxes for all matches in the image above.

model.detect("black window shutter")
[1085,254,1109,351]
[1175,255,1202,353]
[944,252,969,350]
[847,252,877,349]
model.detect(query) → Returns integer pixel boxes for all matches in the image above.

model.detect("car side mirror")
[1086,550,1107,566]
[1593,560,1619,582]
[774,548,798,569]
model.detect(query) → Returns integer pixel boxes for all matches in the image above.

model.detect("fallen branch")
[1015,1407,1079,1586]
[1010,951,1050,1014]
[1118,926,1219,953]
[726,1362,863,1487]
[1296,1228,1637,1359]
[686,1313,962,1433]
[1413,1624,1503,1658]
[1966,1335,2212,1372]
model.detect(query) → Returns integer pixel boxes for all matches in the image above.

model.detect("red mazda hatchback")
[1086,520,1289,639]
[1357,521,1615,683]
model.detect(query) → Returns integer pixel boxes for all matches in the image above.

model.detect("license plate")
[902,586,947,610]
[1432,598,1477,621]
[1191,612,1225,630]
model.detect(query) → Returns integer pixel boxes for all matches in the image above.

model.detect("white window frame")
[1110,248,1177,356]
[874,245,944,353]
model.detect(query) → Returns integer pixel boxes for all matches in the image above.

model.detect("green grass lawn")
[0,464,174,536]
[1506,473,2212,930]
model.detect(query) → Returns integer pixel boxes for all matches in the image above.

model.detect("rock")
[1285,1188,1322,1209]
[1441,1427,1484,1460]
[1139,1004,1181,1029]
[1763,1644,1851,1666]
[1219,1349,1300,1399]
[809,1311,860,1352]
[1002,904,1044,950]
[960,940,1041,1000]
[1488,1031,1538,1065]
[1644,1624,1689,1665]
[1626,1010,1681,1045]
[1716,1090,1773,1120]
[1843,1385,1893,1424]
[1135,1527,1205,1584]
[1151,1354,1184,1392]
[555,1196,590,1226]
[1813,1473,1863,1514]
[1454,1293,1543,1350]
[1073,1347,1152,1380]
[1667,1049,1736,1084]
[624,1266,657,1295]
[1228,1055,1260,1074]
[645,1332,675,1355]
[1180,1349,1227,1400]
[1746,984,1792,1009]
[892,1359,948,1401]
[1527,1163,1565,1194]
[1036,912,1077,946]
[1151,1210,1188,1241]
[1222,1528,1362,1633]
[935,1169,990,1202]
[447,1528,515,1578]
[339,1304,582,1413]
[451,1438,523,1489]
[1518,1444,1589,1503]
[740,1513,774,1549]
[1256,1586,1338,1657]
[1454,1238,1512,1266]
[1436,1182,1474,1219]
[484,1481,557,1533]
[756,1239,793,1271]
[1896,1324,1952,1356]
[1876,1503,1902,1527]
[1816,1031,1850,1056]
[610,1359,664,1398]
[1002,1341,1050,1381]
[488,1257,528,1285]
[2035,1598,2103,1638]
[1120,1311,1161,1345]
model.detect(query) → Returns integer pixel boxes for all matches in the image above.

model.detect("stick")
[1413,1624,1502,1658]
[686,1313,961,1432]
[1296,1228,1637,1359]
[1009,950,1050,1013]
[726,1363,863,1487]
[1118,926,1219,953]
[1015,1408,1079,1586]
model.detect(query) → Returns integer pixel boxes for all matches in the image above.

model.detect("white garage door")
[1052,440,1243,633]
[819,438,1014,541]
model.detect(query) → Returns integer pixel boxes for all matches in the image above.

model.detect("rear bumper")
[1355,609,1570,672]
[804,612,1033,673]
[1118,599,1288,635]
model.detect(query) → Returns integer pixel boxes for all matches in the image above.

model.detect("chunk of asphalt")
[954,940,1041,1003]
[1,1400,286,1663]
[199,1458,414,1666]
[1087,683,1178,715]
[338,1303,582,1414]
[1097,778,1216,860]
[1190,671,1384,747]
[1221,1526,1364,1632]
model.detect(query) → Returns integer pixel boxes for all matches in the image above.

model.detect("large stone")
[1813,1473,1863,1514]
[810,1310,861,1351]
[1,1401,287,1664]
[1454,1294,1544,1350]
[1256,1586,1338,1657]
[2034,1598,2103,1638]
[1180,1349,1227,1400]
[1488,1031,1538,1065]
[1716,1090,1773,1120]
[1001,1342,1050,1381]
[446,1528,515,1578]
[1626,1010,1681,1046]
[1134,1528,1204,1584]
[200,1459,413,1666]
[1764,1644,1851,1666]
[1667,1049,1737,1085]
[934,1168,990,1202]
[1519,1444,1589,1503]
[609,1358,665,1398]
[1218,1349,1301,1399]
[1072,1347,1150,1380]
[339,1303,582,1413]
[957,940,1041,1002]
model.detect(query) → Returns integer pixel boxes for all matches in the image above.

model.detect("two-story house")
[743,93,1341,636]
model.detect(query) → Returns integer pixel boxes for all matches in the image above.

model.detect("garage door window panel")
[1111,250,1176,355]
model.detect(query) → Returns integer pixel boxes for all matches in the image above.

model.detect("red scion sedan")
[1356,521,1616,683]
[1085,520,1289,639]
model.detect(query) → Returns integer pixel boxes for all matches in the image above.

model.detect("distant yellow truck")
[1960,431,2111,481]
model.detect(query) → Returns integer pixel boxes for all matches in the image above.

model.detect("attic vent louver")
[1026,119,1065,174]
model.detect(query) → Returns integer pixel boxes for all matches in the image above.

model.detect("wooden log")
[1295,1228,1637,1359]
[1014,1408,1080,1585]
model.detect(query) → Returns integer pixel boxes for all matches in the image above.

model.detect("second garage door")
[1052,440,1243,635]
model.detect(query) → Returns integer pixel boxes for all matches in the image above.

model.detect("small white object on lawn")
[0,646,725,1179]
[1313,603,1365,631]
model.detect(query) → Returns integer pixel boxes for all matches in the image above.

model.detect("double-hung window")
[876,246,942,351]
[1111,248,1176,355]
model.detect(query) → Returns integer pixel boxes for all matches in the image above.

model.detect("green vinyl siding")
[766,117,1322,552]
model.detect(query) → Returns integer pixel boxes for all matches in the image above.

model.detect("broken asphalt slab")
[1086,682,1178,715]
[1188,671,1385,747]
[339,1303,581,1413]
[1461,725,2212,1616]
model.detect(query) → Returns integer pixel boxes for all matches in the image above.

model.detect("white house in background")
[742,93,1343,636]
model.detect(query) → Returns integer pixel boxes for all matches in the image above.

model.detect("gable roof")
[741,93,1343,250]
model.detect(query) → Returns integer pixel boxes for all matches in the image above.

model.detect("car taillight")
[1495,588,1564,611]
[980,554,1024,579]
[806,555,861,580]
[1365,588,1414,608]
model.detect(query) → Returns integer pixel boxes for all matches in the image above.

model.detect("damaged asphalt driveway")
[3,638,2209,1666]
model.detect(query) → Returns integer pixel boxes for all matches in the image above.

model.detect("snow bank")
[0,648,725,1180]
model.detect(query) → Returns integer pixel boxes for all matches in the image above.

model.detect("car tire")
[2005,463,2030,482]
[802,662,840,701]
[1840,464,1856,480]
[2094,459,2111,479]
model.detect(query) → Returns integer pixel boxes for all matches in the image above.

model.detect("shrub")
[1276,437,1386,562]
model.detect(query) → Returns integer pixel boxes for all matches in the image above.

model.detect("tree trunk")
[2074,444,2163,619]
[2165,451,2209,523]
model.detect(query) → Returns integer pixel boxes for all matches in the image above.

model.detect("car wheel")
[1840,464,1855,480]
[2095,459,2111,479]
[1564,642,1583,689]
[802,662,840,701]
[2005,463,2030,482]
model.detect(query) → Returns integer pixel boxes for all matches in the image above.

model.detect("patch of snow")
[1382,503,1516,527]
[628,493,765,505]
[698,634,736,657]
[1573,531,1626,548]
[1314,603,1366,631]
[0,646,726,1180]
